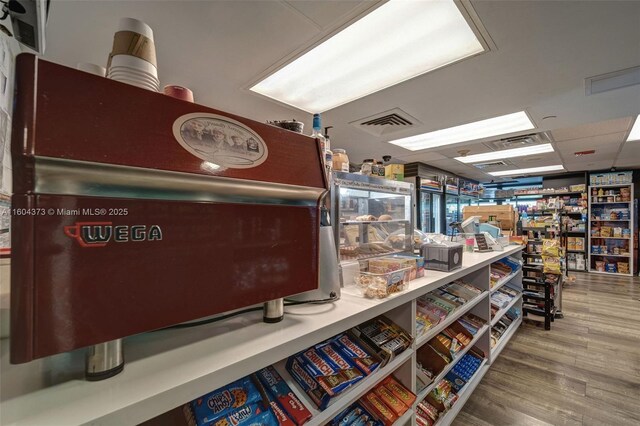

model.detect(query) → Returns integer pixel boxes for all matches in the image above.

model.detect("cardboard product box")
[462,205,516,230]
[567,237,576,251]
[384,164,404,181]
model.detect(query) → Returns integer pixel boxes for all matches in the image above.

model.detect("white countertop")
[0,246,522,426]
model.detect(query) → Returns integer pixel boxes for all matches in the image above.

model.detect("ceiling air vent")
[483,132,553,151]
[350,108,421,137]
[473,160,509,169]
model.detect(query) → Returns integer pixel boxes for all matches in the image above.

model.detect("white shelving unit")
[588,183,634,276]
[0,247,522,426]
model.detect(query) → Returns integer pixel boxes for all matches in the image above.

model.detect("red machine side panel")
[11,195,319,362]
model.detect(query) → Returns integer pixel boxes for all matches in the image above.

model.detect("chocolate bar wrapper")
[361,392,398,426]
[351,414,383,426]
[415,414,435,426]
[374,386,408,417]
[252,373,297,426]
[190,376,262,425]
[301,348,363,393]
[331,333,381,375]
[331,404,366,426]
[254,366,312,425]
[381,376,416,408]
[285,355,351,410]
[444,371,467,393]
[316,342,365,383]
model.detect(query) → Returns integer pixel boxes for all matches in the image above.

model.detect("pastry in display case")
[331,172,416,298]
[331,172,415,261]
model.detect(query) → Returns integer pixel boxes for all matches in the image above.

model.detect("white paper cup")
[111,77,159,91]
[77,62,106,76]
[108,69,159,85]
[118,17,154,41]
[109,54,157,76]
[108,65,159,80]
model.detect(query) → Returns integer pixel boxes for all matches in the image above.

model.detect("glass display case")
[420,190,442,234]
[331,172,415,261]
[444,176,460,235]
[445,194,460,235]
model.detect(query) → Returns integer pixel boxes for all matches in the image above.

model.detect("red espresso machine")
[10,54,328,380]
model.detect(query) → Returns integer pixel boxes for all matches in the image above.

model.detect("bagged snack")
[189,376,262,425]
[542,239,560,257]
[542,255,561,274]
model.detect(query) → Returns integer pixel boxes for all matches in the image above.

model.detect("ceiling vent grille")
[361,113,413,126]
[474,160,509,169]
[483,132,553,151]
[351,108,421,137]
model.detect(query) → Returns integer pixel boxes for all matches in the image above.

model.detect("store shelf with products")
[432,359,491,426]
[272,350,413,425]
[490,268,522,294]
[0,247,522,426]
[590,201,632,205]
[415,325,489,401]
[588,183,634,276]
[491,294,522,327]
[590,237,630,240]
[490,317,523,360]
[415,292,487,348]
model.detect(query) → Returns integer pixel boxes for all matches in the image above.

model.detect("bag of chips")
[542,239,560,257]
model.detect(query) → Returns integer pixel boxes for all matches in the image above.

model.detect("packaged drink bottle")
[312,114,327,155]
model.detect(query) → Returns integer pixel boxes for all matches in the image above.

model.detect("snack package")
[331,333,381,375]
[286,348,363,410]
[190,376,262,426]
[374,385,408,417]
[415,415,434,426]
[361,392,398,426]
[332,404,367,426]
[542,255,561,274]
[254,366,311,425]
[355,316,413,360]
[252,371,298,426]
[444,371,467,393]
[211,403,277,426]
[381,376,416,408]
[542,239,560,257]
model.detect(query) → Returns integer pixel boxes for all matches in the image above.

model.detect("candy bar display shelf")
[588,183,634,276]
[0,247,522,426]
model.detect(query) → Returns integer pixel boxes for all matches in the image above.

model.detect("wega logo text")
[63,222,163,248]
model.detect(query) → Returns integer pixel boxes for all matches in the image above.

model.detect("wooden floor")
[454,272,640,426]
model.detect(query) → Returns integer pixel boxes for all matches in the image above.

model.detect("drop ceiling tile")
[435,142,495,158]
[283,0,368,29]
[395,152,449,162]
[551,117,634,141]
[614,142,640,168]
[509,152,563,167]
[564,160,614,172]
[554,132,625,154]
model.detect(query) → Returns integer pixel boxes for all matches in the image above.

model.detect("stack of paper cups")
[77,63,106,77]
[106,18,159,91]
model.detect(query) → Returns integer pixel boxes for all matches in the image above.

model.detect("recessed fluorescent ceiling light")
[390,111,535,151]
[489,165,564,176]
[250,0,484,113]
[455,143,554,163]
[626,115,640,141]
